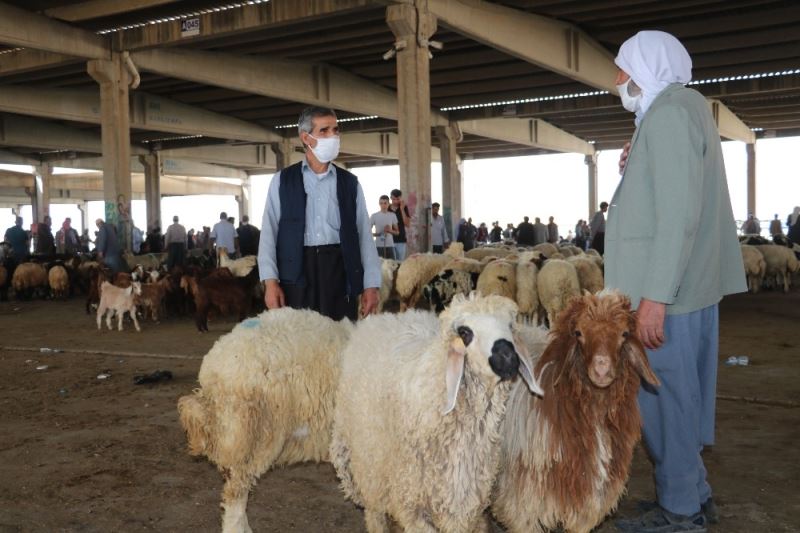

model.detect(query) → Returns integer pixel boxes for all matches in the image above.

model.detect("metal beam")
[0,85,283,144]
[423,0,617,92]
[0,1,109,59]
[708,99,756,144]
[460,118,595,155]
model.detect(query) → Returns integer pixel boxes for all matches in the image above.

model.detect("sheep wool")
[48,265,70,299]
[178,308,353,533]
[739,244,766,293]
[537,259,581,325]
[331,293,542,533]
[566,255,604,294]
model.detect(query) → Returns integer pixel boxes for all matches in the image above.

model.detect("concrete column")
[31,162,52,224]
[139,153,161,231]
[746,142,756,217]
[87,52,133,252]
[435,123,462,244]
[586,153,598,220]
[387,2,436,255]
[77,200,89,234]
[271,138,294,170]
[237,179,250,223]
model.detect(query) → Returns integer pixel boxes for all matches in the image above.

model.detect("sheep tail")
[178,391,209,457]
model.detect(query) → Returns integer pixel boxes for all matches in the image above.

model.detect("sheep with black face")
[330,293,543,533]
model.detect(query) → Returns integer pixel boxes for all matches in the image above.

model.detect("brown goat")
[181,274,252,332]
[493,290,660,533]
[85,267,110,314]
[137,277,171,322]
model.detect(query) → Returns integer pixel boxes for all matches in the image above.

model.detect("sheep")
[492,290,660,533]
[755,244,800,292]
[123,252,165,271]
[447,256,485,275]
[11,262,48,299]
[537,259,581,326]
[532,242,559,257]
[557,246,574,257]
[516,252,542,324]
[740,244,766,293]
[476,259,517,300]
[330,293,542,533]
[48,264,69,299]
[96,281,142,332]
[566,255,604,294]
[443,241,464,257]
[465,246,513,261]
[421,267,475,313]
[177,308,353,533]
[218,246,257,277]
[395,253,453,310]
[378,258,400,312]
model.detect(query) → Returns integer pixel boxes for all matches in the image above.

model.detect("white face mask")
[308,134,340,163]
[617,78,643,113]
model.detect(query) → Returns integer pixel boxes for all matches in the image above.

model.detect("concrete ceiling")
[0,0,798,168]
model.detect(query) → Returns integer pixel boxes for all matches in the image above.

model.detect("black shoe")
[616,506,707,532]
[637,498,718,525]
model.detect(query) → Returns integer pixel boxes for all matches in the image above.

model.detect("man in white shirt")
[164,215,187,269]
[211,211,237,262]
[370,195,399,259]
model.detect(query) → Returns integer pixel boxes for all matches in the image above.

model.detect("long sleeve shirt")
[430,215,449,247]
[257,159,381,289]
[164,223,187,246]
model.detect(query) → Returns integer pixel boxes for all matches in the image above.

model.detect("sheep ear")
[624,338,660,387]
[442,337,466,415]
[512,336,544,397]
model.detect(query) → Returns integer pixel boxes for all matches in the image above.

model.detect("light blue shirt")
[258,158,381,289]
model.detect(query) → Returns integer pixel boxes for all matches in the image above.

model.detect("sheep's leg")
[363,509,390,533]
[96,305,104,330]
[131,308,141,332]
[395,512,436,533]
[221,469,256,533]
[106,310,114,330]
[117,311,124,331]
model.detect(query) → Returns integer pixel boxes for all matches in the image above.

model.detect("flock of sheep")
[176,240,663,532]
[738,237,800,293]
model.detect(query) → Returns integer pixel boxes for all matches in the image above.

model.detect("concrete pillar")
[746,142,756,217]
[237,179,250,224]
[31,163,52,225]
[139,153,161,231]
[586,153,598,220]
[88,52,133,252]
[77,200,89,234]
[271,138,294,170]
[435,123,462,244]
[387,2,436,255]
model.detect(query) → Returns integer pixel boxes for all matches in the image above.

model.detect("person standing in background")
[430,202,450,253]
[389,189,411,260]
[36,215,55,255]
[369,195,398,259]
[546,216,559,244]
[165,215,187,270]
[590,202,608,255]
[95,218,123,274]
[4,216,29,260]
[768,214,783,237]
[211,211,237,260]
[532,217,548,245]
[237,215,261,257]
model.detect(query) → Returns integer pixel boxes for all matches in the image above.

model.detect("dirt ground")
[0,290,798,533]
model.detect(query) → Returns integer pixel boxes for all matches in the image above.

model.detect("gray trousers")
[639,303,718,516]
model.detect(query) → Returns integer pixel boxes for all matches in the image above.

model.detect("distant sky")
[2,136,798,239]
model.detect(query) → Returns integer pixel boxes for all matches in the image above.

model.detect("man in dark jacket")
[515,216,535,246]
[36,215,55,255]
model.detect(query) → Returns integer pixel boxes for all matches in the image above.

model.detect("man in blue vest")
[258,106,381,321]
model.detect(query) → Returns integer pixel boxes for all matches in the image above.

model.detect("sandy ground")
[0,290,798,532]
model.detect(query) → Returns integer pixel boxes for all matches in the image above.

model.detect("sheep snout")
[489,339,520,380]
[589,354,615,388]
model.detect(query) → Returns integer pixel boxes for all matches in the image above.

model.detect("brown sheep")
[493,291,660,533]
[181,273,254,332]
[11,262,48,299]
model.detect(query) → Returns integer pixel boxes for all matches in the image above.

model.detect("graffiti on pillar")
[406,190,430,255]
[106,194,132,252]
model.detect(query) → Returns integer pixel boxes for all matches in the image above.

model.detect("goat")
[96,281,142,332]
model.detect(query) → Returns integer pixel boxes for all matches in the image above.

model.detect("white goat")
[96,281,142,332]
[218,246,257,277]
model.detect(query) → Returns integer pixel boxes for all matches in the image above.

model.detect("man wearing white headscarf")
[605,31,746,533]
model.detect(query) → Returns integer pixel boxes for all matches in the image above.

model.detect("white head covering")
[615,31,692,125]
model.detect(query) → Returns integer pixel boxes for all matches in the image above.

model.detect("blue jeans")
[394,242,406,261]
[639,304,719,516]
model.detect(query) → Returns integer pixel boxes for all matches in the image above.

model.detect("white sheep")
[515,251,542,324]
[537,259,581,326]
[378,257,400,312]
[566,255,604,294]
[177,309,353,533]
[330,293,542,533]
[395,253,454,310]
[532,242,559,257]
[422,267,475,313]
[96,281,142,332]
[740,244,766,293]
[48,264,70,299]
[476,259,517,300]
[755,244,799,292]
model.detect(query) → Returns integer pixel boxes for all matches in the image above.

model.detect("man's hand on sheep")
[360,287,379,317]
[264,279,285,309]
[636,298,666,349]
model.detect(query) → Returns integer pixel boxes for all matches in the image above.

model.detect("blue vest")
[276,162,364,296]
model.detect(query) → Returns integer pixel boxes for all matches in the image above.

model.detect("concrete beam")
[460,117,595,155]
[708,99,756,144]
[131,47,420,124]
[159,144,276,170]
[47,173,242,197]
[0,168,33,188]
[423,0,617,92]
[0,114,143,155]
[52,156,247,180]
[0,1,109,59]
[45,0,180,21]
[0,148,40,166]
[342,133,442,162]
[0,85,282,144]
[0,49,78,76]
